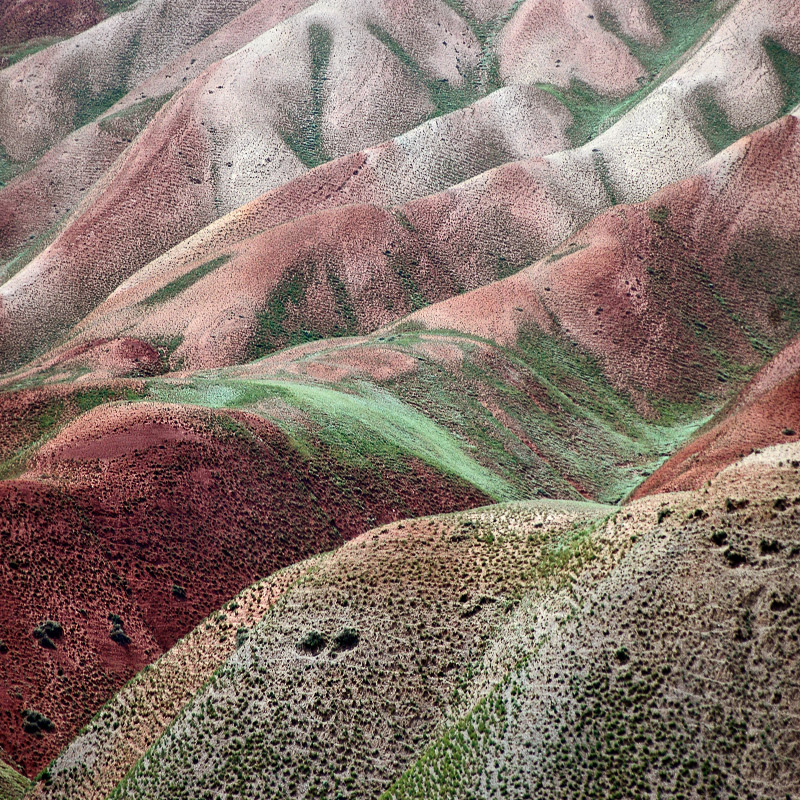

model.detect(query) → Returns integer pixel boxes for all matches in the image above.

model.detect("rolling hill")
[1,0,800,796]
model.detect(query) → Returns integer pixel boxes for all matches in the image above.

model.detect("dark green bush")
[298,631,326,653]
[333,627,360,651]
[109,616,131,646]
[33,620,63,640]
[110,626,131,645]
[22,709,54,734]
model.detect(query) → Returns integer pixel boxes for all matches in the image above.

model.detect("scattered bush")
[333,627,360,651]
[236,627,250,648]
[710,530,727,546]
[33,620,63,649]
[110,625,131,645]
[724,498,749,513]
[22,709,54,734]
[723,547,747,568]
[33,620,63,640]
[298,631,326,653]
[108,614,131,645]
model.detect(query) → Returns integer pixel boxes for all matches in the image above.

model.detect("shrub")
[236,627,250,648]
[298,631,327,653]
[710,530,727,546]
[172,584,187,599]
[22,709,54,734]
[760,538,781,554]
[109,615,131,645]
[33,620,63,640]
[723,548,746,568]
[724,498,749,513]
[110,625,131,645]
[333,627,360,651]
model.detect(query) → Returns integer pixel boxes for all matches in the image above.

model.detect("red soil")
[0,0,102,49]
[407,114,800,409]
[0,79,216,367]
[0,381,145,465]
[0,401,489,776]
[632,336,800,497]
[74,155,594,370]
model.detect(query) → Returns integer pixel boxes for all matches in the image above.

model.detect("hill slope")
[42,443,799,800]
[2,0,800,791]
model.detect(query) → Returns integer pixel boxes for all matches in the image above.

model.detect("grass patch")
[141,255,231,307]
[0,386,143,480]
[763,36,800,114]
[248,271,319,358]
[1,210,72,287]
[695,89,758,152]
[101,0,140,14]
[0,36,61,69]
[149,375,516,500]
[0,760,30,800]
[97,92,174,136]
[280,24,332,168]
[367,23,484,120]
[74,84,129,130]
[542,0,724,147]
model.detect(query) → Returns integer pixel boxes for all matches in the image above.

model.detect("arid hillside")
[1,0,800,795]
[31,443,799,800]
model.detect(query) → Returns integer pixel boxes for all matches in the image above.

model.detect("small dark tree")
[22,709,54,734]
[298,631,326,653]
[108,614,131,645]
[333,627,359,651]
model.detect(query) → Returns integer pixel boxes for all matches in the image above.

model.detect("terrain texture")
[1,0,800,797]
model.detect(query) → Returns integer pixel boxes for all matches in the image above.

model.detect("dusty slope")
[32,561,309,800]
[633,334,800,497]
[0,0,314,272]
[20,0,800,376]
[383,445,800,800]
[100,111,800,510]
[4,0,780,369]
[0,399,491,776]
[400,111,800,402]
[0,0,103,62]
[85,444,800,800]
[0,0,261,162]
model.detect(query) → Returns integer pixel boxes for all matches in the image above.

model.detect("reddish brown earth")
[0,79,218,367]
[632,335,800,497]
[60,154,606,371]
[0,381,147,470]
[404,113,800,408]
[0,402,489,775]
[0,0,102,48]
